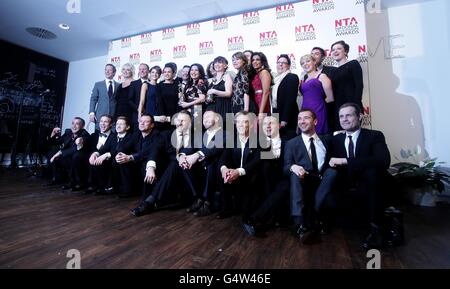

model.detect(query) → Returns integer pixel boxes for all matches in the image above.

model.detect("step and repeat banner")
[107,0,370,125]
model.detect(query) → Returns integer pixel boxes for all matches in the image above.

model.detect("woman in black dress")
[180,63,207,121]
[138,65,161,118]
[206,56,233,126]
[231,52,255,114]
[115,63,135,121]
[155,63,180,131]
[330,40,364,130]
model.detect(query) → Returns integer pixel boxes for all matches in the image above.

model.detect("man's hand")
[116,152,132,164]
[291,165,308,179]
[178,154,189,169]
[89,153,98,165]
[329,158,348,168]
[50,151,62,163]
[144,167,156,184]
[94,154,108,166]
[75,137,83,146]
[89,112,96,123]
[184,153,200,169]
[51,127,61,138]
[225,169,240,184]
[280,121,288,128]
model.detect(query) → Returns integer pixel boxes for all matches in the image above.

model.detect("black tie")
[348,135,355,158]
[309,137,319,173]
[117,137,123,143]
[108,81,113,98]
[100,133,107,137]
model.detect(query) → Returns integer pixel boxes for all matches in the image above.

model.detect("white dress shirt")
[267,136,281,159]
[96,130,111,150]
[105,79,115,94]
[301,133,326,172]
[344,129,361,158]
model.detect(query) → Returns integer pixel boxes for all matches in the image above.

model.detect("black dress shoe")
[71,184,85,192]
[95,187,115,195]
[187,199,203,213]
[295,225,319,244]
[61,184,73,190]
[242,220,256,236]
[384,207,405,247]
[131,202,154,217]
[44,179,59,187]
[216,210,233,219]
[84,187,97,194]
[317,221,331,235]
[362,224,384,249]
[193,202,212,217]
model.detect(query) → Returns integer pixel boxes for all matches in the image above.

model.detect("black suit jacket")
[276,73,300,131]
[87,131,116,153]
[218,135,260,176]
[99,132,135,160]
[128,79,145,123]
[198,128,226,167]
[331,128,391,172]
[284,133,331,176]
[131,129,164,164]
[49,128,90,158]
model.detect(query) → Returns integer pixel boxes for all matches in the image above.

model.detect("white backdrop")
[107,0,370,122]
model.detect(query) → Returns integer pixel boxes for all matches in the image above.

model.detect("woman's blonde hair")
[300,54,316,67]
[121,63,135,78]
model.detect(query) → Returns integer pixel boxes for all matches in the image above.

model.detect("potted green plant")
[390,148,449,207]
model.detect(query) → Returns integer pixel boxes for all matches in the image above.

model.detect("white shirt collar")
[301,132,319,143]
[346,128,361,139]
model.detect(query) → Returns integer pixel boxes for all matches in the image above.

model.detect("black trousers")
[332,167,388,226]
[290,168,338,227]
[52,151,89,185]
[112,161,139,196]
[144,160,203,205]
[88,160,112,189]
[220,173,259,220]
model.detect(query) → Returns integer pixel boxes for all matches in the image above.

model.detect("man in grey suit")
[89,64,120,130]
[284,109,337,244]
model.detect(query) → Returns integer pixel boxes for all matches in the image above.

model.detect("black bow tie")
[100,133,108,137]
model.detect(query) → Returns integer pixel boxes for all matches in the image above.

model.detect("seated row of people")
[46,103,399,249]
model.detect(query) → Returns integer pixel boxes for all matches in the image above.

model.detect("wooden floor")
[1,168,450,269]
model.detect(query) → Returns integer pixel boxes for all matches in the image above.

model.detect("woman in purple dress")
[299,54,334,134]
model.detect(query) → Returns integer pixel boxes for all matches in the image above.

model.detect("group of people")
[45,40,401,249]
[88,40,363,137]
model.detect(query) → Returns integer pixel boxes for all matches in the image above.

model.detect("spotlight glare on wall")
[59,23,70,30]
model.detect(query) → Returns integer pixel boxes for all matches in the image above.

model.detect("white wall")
[365,0,450,165]
[63,55,108,131]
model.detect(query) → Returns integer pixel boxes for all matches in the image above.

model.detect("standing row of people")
[88,40,364,138]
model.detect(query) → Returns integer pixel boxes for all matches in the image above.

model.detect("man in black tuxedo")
[329,103,391,249]
[217,111,260,220]
[128,63,150,130]
[85,115,115,194]
[48,117,90,191]
[114,113,163,198]
[284,109,337,244]
[90,116,135,196]
[242,115,290,236]
[181,110,225,217]
[131,110,201,216]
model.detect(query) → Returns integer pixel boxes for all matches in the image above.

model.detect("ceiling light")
[59,23,70,30]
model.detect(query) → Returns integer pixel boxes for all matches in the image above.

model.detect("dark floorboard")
[1,168,449,269]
